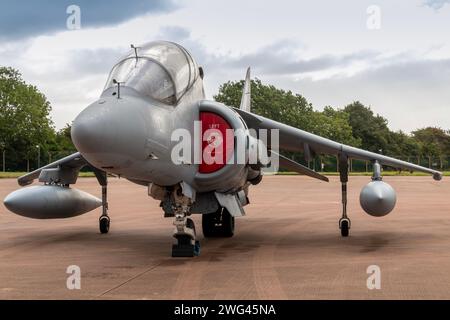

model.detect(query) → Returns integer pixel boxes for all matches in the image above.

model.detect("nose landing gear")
[202,207,235,238]
[171,185,200,257]
[172,217,200,257]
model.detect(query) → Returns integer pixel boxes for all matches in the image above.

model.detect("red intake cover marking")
[199,112,234,173]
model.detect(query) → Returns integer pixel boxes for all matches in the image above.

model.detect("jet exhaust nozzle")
[3,185,102,219]
[359,180,396,217]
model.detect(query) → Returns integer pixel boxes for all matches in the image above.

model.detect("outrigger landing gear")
[94,170,110,234]
[99,184,110,234]
[338,154,351,237]
[171,186,200,257]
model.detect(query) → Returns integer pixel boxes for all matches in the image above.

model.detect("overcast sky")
[0,0,449,132]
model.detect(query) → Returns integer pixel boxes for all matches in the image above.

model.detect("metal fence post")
[36,145,41,168]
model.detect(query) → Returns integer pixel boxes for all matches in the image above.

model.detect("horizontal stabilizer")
[272,151,329,182]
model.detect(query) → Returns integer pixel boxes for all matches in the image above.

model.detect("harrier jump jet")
[4,41,443,257]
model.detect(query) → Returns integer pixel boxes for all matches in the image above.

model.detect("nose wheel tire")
[202,208,235,238]
[99,216,110,234]
[172,218,200,257]
[172,238,200,257]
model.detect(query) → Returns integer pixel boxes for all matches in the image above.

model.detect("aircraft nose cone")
[72,102,113,154]
[71,97,148,169]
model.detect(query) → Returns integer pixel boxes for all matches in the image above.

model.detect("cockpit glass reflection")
[103,41,199,105]
[105,58,176,104]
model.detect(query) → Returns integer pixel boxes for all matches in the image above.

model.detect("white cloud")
[423,0,450,10]
[0,0,449,132]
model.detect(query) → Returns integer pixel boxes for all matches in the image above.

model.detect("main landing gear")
[202,207,235,238]
[171,186,200,257]
[338,154,351,237]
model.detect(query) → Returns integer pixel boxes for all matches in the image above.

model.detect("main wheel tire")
[202,213,216,238]
[99,216,110,234]
[202,208,235,238]
[220,209,235,237]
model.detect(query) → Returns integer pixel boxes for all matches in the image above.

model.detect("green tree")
[55,124,75,151]
[343,101,391,154]
[214,79,315,131]
[214,79,358,146]
[317,106,361,146]
[385,130,420,158]
[214,78,360,169]
[0,67,56,171]
[412,127,450,156]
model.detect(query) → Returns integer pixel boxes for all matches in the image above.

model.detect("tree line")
[215,79,450,170]
[0,67,74,171]
[1,67,449,172]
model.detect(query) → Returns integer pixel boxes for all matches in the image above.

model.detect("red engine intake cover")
[199,112,234,173]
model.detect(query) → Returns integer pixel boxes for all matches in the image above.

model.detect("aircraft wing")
[17,152,88,186]
[234,108,443,181]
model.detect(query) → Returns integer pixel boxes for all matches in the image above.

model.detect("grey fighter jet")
[3,41,443,257]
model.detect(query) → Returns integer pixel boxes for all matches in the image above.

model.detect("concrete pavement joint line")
[97,262,164,297]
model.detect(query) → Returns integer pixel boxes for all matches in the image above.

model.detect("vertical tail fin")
[240,67,251,112]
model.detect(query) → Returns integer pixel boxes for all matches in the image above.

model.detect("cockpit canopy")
[104,41,199,105]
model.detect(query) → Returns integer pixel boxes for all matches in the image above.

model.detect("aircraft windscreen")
[104,58,176,104]
[104,41,198,105]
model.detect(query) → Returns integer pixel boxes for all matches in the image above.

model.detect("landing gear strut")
[171,186,200,257]
[94,170,110,234]
[338,154,350,237]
